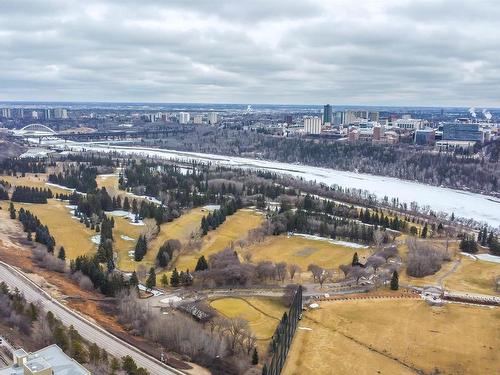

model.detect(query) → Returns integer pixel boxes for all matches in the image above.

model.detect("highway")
[0,261,183,375]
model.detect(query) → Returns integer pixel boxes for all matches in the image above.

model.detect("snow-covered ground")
[137,284,164,297]
[61,143,500,228]
[120,235,135,241]
[460,252,500,264]
[105,210,144,226]
[91,234,101,245]
[202,204,221,211]
[125,192,162,206]
[475,253,500,264]
[290,233,369,249]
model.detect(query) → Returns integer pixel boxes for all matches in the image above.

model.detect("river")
[65,142,500,228]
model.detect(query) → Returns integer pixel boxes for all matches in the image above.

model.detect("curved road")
[0,261,183,375]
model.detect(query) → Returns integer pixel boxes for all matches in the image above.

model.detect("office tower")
[303,116,322,134]
[344,110,357,125]
[323,104,332,124]
[32,110,39,119]
[368,111,379,122]
[193,115,203,124]
[284,114,293,124]
[179,112,190,124]
[54,108,68,119]
[1,108,12,118]
[207,111,218,125]
[43,108,52,120]
[333,111,344,126]
[442,123,484,142]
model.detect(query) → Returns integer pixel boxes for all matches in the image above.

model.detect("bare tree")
[288,264,301,280]
[137,264,147,280]
[365,255,385,274]
[142,218,159,242]
[339,264,352,278]
[275,262,287,282]
[406,237,444,277]
[317,269,332,287]
[307,264,322,283]
[373,229,385,249]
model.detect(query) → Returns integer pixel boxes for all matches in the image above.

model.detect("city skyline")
[0,0,499,107]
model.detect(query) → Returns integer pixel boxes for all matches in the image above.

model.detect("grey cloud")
[0,0,499,106]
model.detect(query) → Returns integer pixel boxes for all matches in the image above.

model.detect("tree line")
[11,186,53,203]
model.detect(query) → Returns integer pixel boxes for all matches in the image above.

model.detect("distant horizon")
[1,100,498,111]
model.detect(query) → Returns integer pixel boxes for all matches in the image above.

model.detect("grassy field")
[174,209,264,271]
[0,173,73,196]
[209,297,287,353]
[2,199,96,259]
[115,208,206,273]
[283,299,499,375]
[243,235,371,279]
[96,173,119,190]
[444,257,499,295]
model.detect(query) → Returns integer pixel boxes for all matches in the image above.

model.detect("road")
[0,261,183,375]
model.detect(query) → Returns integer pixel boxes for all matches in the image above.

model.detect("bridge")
[11,123,57,137]
[10,124,195,141]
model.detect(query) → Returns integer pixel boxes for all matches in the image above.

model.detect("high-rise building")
[179,112,190,124]
[394,118,423,130]
[207,111,218,125]
[54,108,68,119]
[442,123,484,142]
[193,115,203,124]
[323,104,332,124]
[414,129,435,145]
[354,110,368,119]
[368,111,379,122]
[43,109,52,120]
[344,110,357,125]
[303,116,322,134]
[32,110,39,120]
[1,108,12,118]
[284,114,293,124]
[333,111,344,126]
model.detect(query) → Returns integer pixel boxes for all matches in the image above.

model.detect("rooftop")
[0,345,90,375]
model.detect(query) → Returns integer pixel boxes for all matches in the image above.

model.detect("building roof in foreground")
[0,344,89,375]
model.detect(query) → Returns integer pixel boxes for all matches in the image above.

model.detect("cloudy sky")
[0,0,499,106]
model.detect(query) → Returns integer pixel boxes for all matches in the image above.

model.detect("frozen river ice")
[65,143,500,228]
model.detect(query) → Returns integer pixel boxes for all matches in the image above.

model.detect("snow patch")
[203,204,221,211]
[120,235,135,241]
[475,253,500,264]
[291,233,369,249]
[137,284,164,297]
[91,235,101,245]
[160,296,183,305]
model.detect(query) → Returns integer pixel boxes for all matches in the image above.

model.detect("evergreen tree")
[57,246,66,261]
[146,267,156,290]
[160,273,169,287]
[9,202,15,219]
[170,268,180,287]
[195,255,209,271]
[421,223,428,238]
[252,347,259,365]
[390,271,399,290]
[352,252,359,266]
[134,235,147,261]
[262,363,268,375]
[129,271,139,287]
